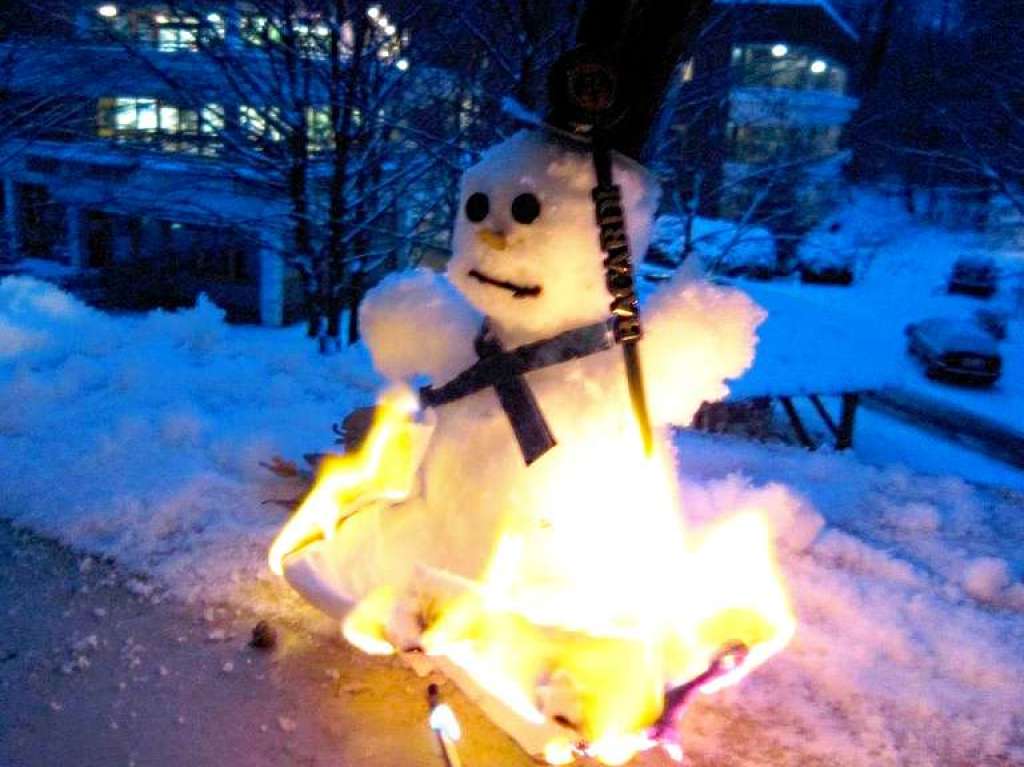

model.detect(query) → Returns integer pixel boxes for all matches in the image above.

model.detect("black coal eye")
[510,193,541,225]
[464,192,489,223]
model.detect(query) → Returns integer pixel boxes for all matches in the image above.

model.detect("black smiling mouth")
[468,269,542,299]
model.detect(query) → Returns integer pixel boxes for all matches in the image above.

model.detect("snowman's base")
[403,650,581,764]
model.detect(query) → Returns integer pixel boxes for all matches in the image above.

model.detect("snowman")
[271,129,792,763]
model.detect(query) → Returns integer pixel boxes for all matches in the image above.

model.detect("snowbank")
[2,275,1023,765]
[0,277,378,600]
[651,214,776,273]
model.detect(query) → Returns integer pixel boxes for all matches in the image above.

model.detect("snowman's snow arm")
[640,274,766,427]
[360,269,482,384]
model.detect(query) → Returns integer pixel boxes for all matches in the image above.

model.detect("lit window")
[810,59,827,74]
[136,100,158,130]
[159,106,179,131]
[97,4,118,18]
[157,17,200,52]
[241,106,282,142]
[771,44,788,58]
[306,106,333,150]
[114,97,136,128]
[681,57,694,83]
[201,104,225,134]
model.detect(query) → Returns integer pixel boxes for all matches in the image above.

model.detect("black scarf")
[419,318,614,465]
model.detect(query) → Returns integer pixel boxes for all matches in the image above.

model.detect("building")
[0,1,423,325]
[667,0,860,262]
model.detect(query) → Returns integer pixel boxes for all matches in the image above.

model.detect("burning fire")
[268,386,430,579]
[270,391,795,764]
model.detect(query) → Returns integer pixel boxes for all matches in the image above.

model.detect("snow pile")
[0,276,377,600]
[651,213,776,273]
[675,434,1024,765]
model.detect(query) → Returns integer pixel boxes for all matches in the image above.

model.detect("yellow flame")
[270,388,795,765]
[267,386,424,577]
[413,453,795,764]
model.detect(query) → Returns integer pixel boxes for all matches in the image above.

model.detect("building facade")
[667,0,860,261]
[0,1,422,325]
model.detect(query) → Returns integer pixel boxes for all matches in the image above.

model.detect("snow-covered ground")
[727,192,1023,407]
[2,186,1024,766]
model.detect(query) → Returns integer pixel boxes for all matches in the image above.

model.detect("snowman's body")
[279,131,776,756]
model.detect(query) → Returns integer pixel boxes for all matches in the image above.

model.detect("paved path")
[0,520,531,767]
[0,519,790,767]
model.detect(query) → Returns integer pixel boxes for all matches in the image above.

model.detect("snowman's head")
[449,131,660,340]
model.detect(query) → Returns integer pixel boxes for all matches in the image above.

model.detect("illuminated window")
[159,106,179,131]
[114,97,157,131]
[242,106,283,142]
[681,57,695,83]
[731,44,847,94]
[156,17,199,51]
[97,98,201,151]
[306,106,332,150]
[201,104,225,135]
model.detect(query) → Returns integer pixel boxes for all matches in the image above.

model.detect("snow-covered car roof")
[910,318,1000,356]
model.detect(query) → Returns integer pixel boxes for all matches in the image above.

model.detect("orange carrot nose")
[477,229,508,251]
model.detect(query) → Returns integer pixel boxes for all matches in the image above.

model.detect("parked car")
[716,247,777,280]
[905,317,1002,386]
[799,249,855,285]
[798,221,856,286]
[948,255,997,298]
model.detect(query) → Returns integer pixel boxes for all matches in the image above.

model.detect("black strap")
[419,319,613,465]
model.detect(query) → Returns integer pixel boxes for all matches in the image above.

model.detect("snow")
[909,317,999,355]
[650,214,776,274]
[0,276,378,601]
[2,182,1024,764]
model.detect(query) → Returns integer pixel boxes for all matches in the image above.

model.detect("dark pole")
[546,0,714,454]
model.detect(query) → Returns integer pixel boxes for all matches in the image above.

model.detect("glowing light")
[271,366,794,766]
[384,23,396,36]
[811,59,828,74]
[771,43,788,58]
[367,5,381,19]
[395,58,409,71]
[543,739,576,765]
[97,4,118,17]
[429,703,462,742]
[267,385,429,576]
[154,13,169,24]
[206,12,222,23]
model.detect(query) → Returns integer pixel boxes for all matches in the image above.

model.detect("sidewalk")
[0,520,531,767]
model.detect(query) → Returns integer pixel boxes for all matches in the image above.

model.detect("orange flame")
[268,385,430,577]
[270,394,795,765]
